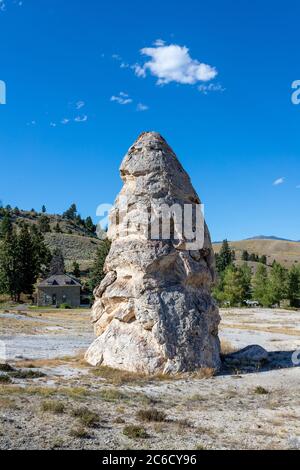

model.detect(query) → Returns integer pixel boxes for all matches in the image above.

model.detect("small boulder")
[224,345,269,367]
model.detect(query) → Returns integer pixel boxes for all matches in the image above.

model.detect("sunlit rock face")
[85,132,221,374]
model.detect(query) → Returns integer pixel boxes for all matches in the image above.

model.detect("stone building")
[36,274,81,308]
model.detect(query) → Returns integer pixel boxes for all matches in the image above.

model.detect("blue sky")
[0,0,300,241]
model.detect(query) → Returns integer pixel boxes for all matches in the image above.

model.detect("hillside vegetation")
[213,239,300,268]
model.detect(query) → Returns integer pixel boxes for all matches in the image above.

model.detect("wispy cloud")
[134,41,217,85]
[0,0,24,12]
[61,118,70,125]
[74,115,88,122]
[296,185,300,189]
[153,39,165,47]
[136,103,149,112]
[273,177,285,186]
[198,83,225,94]
[110,92,133,105]
[76,100,85,110]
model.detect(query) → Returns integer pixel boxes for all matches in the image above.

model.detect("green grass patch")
[123,425,149,439]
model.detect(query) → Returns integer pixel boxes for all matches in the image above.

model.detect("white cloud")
[61,118,70,125]
[0,0,23,12]
[74,115,88,122]
[136,103,149,112]
[198,83,225,94]
[110,92,133,105]
[135,42,217,85]
[76,100,85,110]
[132,63,146,78]
[50,122,57,127]
[153,39,165,47]
[273,177,285,186]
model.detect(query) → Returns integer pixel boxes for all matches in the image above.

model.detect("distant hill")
[246,235,299,242]
[0,209,103,272]
[213,238,300,268]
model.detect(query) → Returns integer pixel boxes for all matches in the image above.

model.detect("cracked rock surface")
[85,132,221,374]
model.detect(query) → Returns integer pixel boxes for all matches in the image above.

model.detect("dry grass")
[72,407,99,427]
[69,426,90,439]
[0,397,17,409]
[190,368,216,379]
[220,339,237,355]
[123,425,148,439]
[136,408,167,423]
[223,323,300,337]
[41,400,65,414]
[98,388,126,402]
[15,354,87,370]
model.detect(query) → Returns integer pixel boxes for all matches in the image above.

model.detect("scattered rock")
[224,345,269,367]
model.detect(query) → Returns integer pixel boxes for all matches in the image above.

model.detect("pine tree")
[222,265,244,306]
[287,265,300,307]
[89,239,111,292]
[54,222,62,233]
[38,215,51,233]
[17,223,36,296]
[268,262,288,306]
[252,264,270,307]
[239,263,252,300]
[63,204,77,220]
[0,227,21,301]
[42,205,46,213]
[259,255,267,265]
[72,261,80,278]
[0,222,50,301]
[0,213,13,239]
[216,240,235,274]
[242,250,249,261]
[85,216,96,233]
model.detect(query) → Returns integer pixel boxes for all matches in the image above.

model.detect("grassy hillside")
[44,233,102,271]
[213,239,300,268]
[0,209,103,272]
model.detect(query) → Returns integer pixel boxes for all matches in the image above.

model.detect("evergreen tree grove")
[287,265,300,307]
[89,238,111,292]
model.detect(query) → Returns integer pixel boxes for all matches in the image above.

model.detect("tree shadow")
[219,350,299,376]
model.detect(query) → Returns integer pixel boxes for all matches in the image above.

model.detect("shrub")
[99,388,125,401]
[254,386,269,395]
[10,369,45,379]
[0,363,14,372]
[72,407,99,427]
[123,425,148,439]
[59,303,72,309]
[69,426,90,439]
[0,375,12,384]
[136,408,167,423]
[41,400,65,414]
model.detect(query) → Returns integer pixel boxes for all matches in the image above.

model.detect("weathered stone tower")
[85,132,221,374]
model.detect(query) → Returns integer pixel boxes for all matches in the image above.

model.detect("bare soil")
[0,307,299,450]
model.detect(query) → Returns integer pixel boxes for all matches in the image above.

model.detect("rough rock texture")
[224,345,269,367]
[85,132,221,374]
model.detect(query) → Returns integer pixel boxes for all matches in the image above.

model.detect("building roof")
[37,274,82,288]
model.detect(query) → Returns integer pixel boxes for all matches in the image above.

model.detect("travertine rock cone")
[85,132,221,374]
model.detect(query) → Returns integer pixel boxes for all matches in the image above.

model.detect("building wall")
[37,286,81,308]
